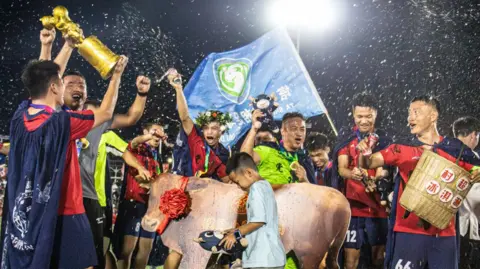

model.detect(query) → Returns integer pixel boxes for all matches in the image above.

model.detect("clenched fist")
[40,28,56,45]
[136,76,151,94]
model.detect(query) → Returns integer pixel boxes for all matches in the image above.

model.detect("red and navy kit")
[381,138,475,269]
[2,100,96,269]
[187,127,227,179]
[124,142,162,204]
[380,141,473,236]
[113,142,160,247]
[24,109,95,215]
[339,139,388,218]
[316,161,332,186]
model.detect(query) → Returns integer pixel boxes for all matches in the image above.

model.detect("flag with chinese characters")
[183,27,328,147]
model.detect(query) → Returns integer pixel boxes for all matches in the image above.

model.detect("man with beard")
[241,110,316,269]
[306,133,332,186]
[39,28,153,269]
[452,116,480,269]
[358,96,480,269]
[114,122,166,269]
[332,93,390,269]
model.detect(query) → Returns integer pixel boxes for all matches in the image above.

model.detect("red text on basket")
[440,168,455,183]
[439,188,454,203]
[450,195,463,209]
[425,180,441,195]
[456,178,469,192]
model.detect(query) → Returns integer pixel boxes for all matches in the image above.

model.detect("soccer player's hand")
[356,137,370,153]
[40,28,56,45]
[219,233,236,250]
[251,109,264,131]
[294,164,308,182]
[136,166,152,182]
[471,167,480,181]
[351,167,364,181]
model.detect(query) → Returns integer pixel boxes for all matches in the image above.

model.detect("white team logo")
[12,181,33,238]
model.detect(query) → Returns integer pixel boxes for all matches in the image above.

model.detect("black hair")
[142,119,164,131]
[306,133,329,152]
[226,152,258,175]
[21,60,61,99]
[63,70,86,80]
[352,92,377,110]
[411,95,441,115]
[282,112,305,124]
[453,116,480,137]
[257,125,275,136]
[84,99,101,108]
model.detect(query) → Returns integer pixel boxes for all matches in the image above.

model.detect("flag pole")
[285,28,338,136]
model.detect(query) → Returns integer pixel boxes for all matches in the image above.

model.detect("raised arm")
[130,134,154,149]
[53,33,77,77]
[130,129,163,149]
[92,56,128,129]
[39,28,55,60]
[168,72,194,135]
[111,76,150,129]
[240,110,263,164]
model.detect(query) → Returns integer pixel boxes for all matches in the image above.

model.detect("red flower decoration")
[212,112,217,118]
[159,188,189,219]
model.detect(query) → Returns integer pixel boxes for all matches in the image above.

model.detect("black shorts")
[84,198,106,269]
[103,206,113,238]
[460,235,480,269]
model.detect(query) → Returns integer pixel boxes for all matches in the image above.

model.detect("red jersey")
[124,142,161,203]
[24,109,94,215]
[187,127,227,179]
[380,141,473,236]
[339,139,388,218]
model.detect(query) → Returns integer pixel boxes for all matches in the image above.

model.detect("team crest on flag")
[213,58,252,104]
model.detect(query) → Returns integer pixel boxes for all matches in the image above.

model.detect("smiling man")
[331,92,390,269]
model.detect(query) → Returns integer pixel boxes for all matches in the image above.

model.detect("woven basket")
[400,150,480,229]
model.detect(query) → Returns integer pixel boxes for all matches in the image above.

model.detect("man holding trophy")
[38,6,155,269]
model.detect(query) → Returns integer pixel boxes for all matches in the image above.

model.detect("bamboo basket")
[399,150,480,229]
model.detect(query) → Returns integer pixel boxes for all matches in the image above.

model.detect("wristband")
[137,91,148,97]
[234,229,242,241]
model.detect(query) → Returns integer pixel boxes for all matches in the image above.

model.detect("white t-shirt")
[459,183,480,240]
[243,180,286,268]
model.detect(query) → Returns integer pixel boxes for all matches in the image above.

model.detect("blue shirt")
[243,180,286,268]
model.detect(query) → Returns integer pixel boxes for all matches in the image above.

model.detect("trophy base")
[78,36,120,80]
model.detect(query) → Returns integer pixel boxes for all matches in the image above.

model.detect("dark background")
[0,0,479,144]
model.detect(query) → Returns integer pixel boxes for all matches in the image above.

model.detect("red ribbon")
[156,176,189,234]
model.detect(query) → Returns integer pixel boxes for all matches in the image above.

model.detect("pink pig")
[142,174,351,269]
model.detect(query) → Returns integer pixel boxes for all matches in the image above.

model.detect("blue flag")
[183,28,328,147]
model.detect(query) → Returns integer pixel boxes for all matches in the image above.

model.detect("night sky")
[0,0,479,144]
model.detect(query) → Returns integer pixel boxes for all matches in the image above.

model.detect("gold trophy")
[40,6,120,79]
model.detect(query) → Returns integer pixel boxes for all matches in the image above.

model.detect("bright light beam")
[269,0,336,30]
